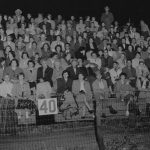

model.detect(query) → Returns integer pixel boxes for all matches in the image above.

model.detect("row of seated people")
[0,55,150,117]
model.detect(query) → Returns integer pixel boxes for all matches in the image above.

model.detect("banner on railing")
[38,98,58,115]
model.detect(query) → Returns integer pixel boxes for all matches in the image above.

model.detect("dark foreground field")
[0,120,150,150]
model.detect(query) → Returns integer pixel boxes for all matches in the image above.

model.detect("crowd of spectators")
[0,6,150,118]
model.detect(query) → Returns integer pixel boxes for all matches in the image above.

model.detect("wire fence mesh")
[0,90,150,150]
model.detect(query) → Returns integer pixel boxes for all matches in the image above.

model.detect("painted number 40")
[38,98,58,115]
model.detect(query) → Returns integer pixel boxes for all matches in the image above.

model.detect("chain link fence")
[0,90,150,150]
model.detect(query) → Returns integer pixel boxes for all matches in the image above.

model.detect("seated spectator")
[117,52,127,69]
[52,59,64,83]
[37,58,53,87]
[136,60,149,78]
[122,60,137,87]
[47,52,58,69]
[5,50,16,67]
[41,43,52,59]
[3,59,23,82]
[12,72,31,99]
[114,73,134,101]
[67,59,80,80]
[36,78,52,99]
[101,50,114,69]
[50,35,65,52]
[132,52,143,69]
[19,52,30,69]
[87,52,101,70]
[26,41,42,58]
[54,70,76,118]
[0,74,13,98]
[136,71,150,99]
[0,57,6,82]
[72,72,93,118]
[101,67,113,93]
[125,45,136,60]
[24,60,37,95]
[78,58,88,78]
[144,53,150,71]
[3,35,15,51]
[109,61,122,86]
[92,71,109,100]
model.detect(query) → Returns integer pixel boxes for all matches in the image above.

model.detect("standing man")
[101,6,114,30]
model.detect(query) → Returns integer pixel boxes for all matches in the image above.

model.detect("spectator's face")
[113,63,118,69]
[135,53,140,59]
[41,60,47,68]
[89,38,93,43]
[137,47,142,52]
[121,53,125,59]
[127,61,132,67]
[7,36,11,42]
[56,46,61,52]
[105,6,109,12]
[19,75,24,81]
[28,62,34,68]
[72,60,77,68]
[11,60,17,68]
[63,72,68,79]
[54,61,60,69]
[32,43,37,49]
[23,54,28,59]
[66,36,71,42]
[44,44,48,50]
[29,37,34,43]
[120,75,125,80]
[92,53,97,59]
[56,36,61,41]
[104,51,108,57]
[78,74,84,80]
[96,73,102,80]
[4,75,10,82]
[128,46,132,51]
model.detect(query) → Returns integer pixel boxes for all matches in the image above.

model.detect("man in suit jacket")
[67,59,80,80]
[72,72,93,117]
[37,58,53,87]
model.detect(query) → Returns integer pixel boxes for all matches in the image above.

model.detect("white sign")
[38,98,58,115]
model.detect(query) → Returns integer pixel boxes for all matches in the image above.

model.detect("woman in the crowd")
[19,51,30,69]
[72,72,93,118]
[12,72,31,99]
[41,42,51,59]
[117,52,127,69]
[86,37,98,53]
[132,52,143,69]
[3,59,23,82]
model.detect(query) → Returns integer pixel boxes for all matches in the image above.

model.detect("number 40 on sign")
[38,98,58,115]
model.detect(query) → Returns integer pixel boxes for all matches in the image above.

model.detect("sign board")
[38,98,58,115]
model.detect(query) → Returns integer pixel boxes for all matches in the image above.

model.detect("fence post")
[94,96,105,150]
